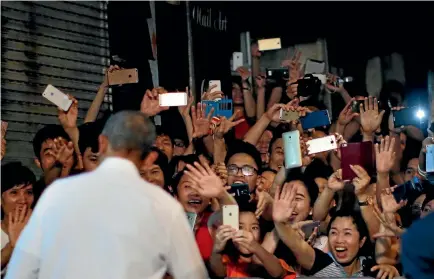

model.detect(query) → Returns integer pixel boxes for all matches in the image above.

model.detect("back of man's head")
[100,111,156,162]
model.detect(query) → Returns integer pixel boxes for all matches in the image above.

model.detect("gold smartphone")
[279,108,300,122]
[107,68,139,86]
[258,38,281,51]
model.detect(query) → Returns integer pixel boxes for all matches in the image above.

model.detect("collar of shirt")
[327,252,365,276]
[98,157,140,178]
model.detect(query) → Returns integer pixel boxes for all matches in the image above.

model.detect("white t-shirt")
[5,157,208,279]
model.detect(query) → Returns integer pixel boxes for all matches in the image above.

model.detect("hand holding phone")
[42,85,73,111]
[340,142,374,180]
[279,108,299,122]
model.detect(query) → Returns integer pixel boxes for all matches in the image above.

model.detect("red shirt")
[195,211,213,261]
[235,117,251,139]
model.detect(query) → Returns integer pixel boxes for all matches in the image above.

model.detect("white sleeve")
[166,207,208,279]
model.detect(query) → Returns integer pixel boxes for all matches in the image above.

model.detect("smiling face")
[328,216,366,265]
[227,153,258,193]
[287,180,311,223]
[176,174,210,214]
[82,147,99,172]
[1,184,34,216]
[140,163,165,188]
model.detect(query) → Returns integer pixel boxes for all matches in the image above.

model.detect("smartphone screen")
[301,221,320,240]
[159,92,187,107]
[427,144,434,173]
[393,176,424,203]
[186,212,197,230]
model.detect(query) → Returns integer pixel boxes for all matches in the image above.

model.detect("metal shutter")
[1,1,111,176]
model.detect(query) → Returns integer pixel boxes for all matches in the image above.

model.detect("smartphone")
[266,68,289,83]
[351,100,365,113]
[393,107,427,128]
[340,141,374,181]
[186,212,197,230]
[300,110,331,130]
[42,85,73,111]
[426,144,434,173]
[158,92,187,107]
[229,183,250,204]
[223,205,239,230]
[306,135,337,155]
[208,80,221,94]
[258,38,281,51]
[393,176,424,203]
[301,221,320,240]
[107,68,139,86]
[283,130,303,169]
[305,59,326,75]
[232,52,243,71]
[279,109,299,122]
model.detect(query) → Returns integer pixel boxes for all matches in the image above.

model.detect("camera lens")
[128,75,132,78]
[229,213,232,216]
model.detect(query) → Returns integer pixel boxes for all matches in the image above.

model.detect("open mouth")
[187,199,203,206]
[233,180,246,185]
[334,247,348,259]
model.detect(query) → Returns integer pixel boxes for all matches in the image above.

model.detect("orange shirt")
[222,255,296,279]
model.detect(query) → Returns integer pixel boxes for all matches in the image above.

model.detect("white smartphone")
[306,135,337,155]
[283,130,303,169]
[232,52,243,71]
[258,38,281,51]
[426,144,434,173]
[208,80,221,93]
[223,205,239,230]
[158,92,187,107]
[42,85,73,111]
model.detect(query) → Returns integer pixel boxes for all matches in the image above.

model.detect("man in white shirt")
[5,111,208,279]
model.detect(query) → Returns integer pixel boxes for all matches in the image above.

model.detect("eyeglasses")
[174,141,186,148]
[227,164,258,176]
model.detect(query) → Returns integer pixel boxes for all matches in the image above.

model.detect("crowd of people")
[1,44,434,279]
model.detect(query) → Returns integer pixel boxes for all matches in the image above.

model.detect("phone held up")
[300,110,331,130]
[223,205,239,230]
[107,68,139,86]
[158,92,188,107]
[340,141,374,181]
[186,212,197,231]
[42,85,73,111]
[283,130,302,169]
[306,135,337,155]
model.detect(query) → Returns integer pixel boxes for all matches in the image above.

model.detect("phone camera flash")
[416,109,425,119]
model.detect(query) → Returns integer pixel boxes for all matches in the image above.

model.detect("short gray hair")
[101,111,156,157]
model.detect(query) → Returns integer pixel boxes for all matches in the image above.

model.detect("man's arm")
[167,208,208,279]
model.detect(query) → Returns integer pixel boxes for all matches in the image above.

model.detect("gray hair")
[101,111,156,157]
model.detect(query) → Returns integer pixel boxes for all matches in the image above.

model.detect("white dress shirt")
[5,157,208,279]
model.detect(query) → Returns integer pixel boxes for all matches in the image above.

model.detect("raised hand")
[350,165,371,197]
[214,113,245,139]
[255,186,273,218]
[8,206,32,247]
[232,230,259,253]
[101,64,121,88]
[255,75,266,89]
[300,136,314,166]
[58,95,78,129]
[213,163,228,186]
[184,160,226,198]
[381,186,407,213]
[236,67,251,81]
[140,89,169,116]
[375,136,396,174]
[327,169,345,192]
[265,103,287,123]
[370,264,400,279]
[201,84,223,101]
[213,225,236,253]
[273,183,297,223]
[325,73,346,94]
[360,96,385,135]
[338,98,359,126]
[333,133,346,160]
[191,103,214,138]
[48,137,74,167]
[177,87,194,117]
